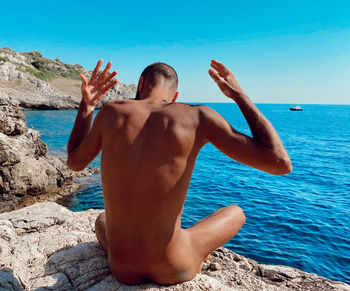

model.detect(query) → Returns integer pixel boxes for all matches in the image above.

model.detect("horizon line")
[184,101,350,105]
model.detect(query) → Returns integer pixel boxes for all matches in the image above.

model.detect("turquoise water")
[24,104,350,284]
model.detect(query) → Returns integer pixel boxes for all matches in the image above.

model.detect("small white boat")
[289,105,303,111]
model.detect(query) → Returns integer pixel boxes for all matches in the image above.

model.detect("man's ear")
[135,76,143,100]
[171,92,179,103]
[139,76,144,91]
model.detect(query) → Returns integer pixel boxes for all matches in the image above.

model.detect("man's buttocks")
[107,229,198,285]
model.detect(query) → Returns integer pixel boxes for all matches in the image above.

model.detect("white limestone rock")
[0,47,137,110]
[0,93,95,213]
[0,202,349,291]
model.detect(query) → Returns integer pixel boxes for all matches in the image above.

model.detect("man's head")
[135,62,178,102]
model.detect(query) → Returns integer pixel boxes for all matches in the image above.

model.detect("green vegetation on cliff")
[0,56,10,63]
[1,47,85,81]
[22,51,83,81]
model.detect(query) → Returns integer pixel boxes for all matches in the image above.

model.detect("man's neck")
[141,87,172,103]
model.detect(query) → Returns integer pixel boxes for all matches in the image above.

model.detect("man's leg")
[186,205,246,272]
[95,212,108,253]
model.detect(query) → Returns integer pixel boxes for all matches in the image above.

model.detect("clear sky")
[1,0,349,104]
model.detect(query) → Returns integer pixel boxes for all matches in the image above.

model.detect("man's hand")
[204,59,292,175]
[67,59,117,170]
[80,59,118,115]
[209,60,245,101]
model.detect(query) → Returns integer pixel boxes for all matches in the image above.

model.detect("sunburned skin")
[67,59,292,285]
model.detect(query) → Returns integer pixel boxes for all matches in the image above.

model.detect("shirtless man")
[67,59,292,285]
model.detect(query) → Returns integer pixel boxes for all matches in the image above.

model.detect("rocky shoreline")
[0,89,96,213]
[0,202,349,291]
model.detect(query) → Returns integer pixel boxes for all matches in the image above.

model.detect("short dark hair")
[136,62,178,100]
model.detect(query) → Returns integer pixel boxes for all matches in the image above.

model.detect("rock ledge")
[1,202,349,291]
[0,90,95,213]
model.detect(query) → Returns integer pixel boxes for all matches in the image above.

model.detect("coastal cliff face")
[0,90,93,213]
[0,202,349,291]
[0,47,136,110]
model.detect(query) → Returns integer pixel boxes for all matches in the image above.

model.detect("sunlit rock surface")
[0,47,136,110]
[1,202,349,291]
[0,91,94,213]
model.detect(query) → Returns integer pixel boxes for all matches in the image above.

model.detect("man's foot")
[198,254,211,273]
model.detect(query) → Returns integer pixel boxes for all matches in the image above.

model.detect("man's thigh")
[186,205,246,261]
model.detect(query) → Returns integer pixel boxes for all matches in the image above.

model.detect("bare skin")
[67,59,292,285]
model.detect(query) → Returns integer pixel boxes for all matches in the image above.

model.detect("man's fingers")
[211,59,227,70]
[211,62,226,73]
[91,94,103,105]
[103,79,118,92]
[209,68,221,83]
[99,61,112,81]
[211,59,230,78]
[209,68,232,96]
[101,71,117,85]
[211,59,224,66]
[209,68,228,88]
[80,74,88,86]
[210,63,226,79]
[90,59,103,83]
[90,79,117,104]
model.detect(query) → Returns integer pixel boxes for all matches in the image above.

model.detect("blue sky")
[1,0,349,104]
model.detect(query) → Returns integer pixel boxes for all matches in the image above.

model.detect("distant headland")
[0,47,136,110]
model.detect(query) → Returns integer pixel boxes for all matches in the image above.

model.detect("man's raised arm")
[200,60,292,175]
[67,59,118,171]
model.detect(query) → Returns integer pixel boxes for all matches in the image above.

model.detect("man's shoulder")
[93,101,135,126]
[100,100,137,114]
[195,104,220,118]
[172,103,217,120]
[161,102,220,122]
[103,99,135,108]
[170,102,208,113]
[180,104,224,128]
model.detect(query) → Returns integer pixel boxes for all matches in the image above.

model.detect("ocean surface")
[24,103,350,284]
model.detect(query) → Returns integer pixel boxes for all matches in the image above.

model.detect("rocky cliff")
[0,47,136,110]
[0,90,94,213]
[0,202,349,291]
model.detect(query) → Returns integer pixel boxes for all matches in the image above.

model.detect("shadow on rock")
[32,241,115,290]
[0,267,23,291]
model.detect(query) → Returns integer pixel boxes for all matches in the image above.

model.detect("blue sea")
[24,103,350,284]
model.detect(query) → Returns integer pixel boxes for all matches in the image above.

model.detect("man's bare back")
[67,60,292,285]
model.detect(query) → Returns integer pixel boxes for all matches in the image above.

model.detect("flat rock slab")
[0,202,349,291]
